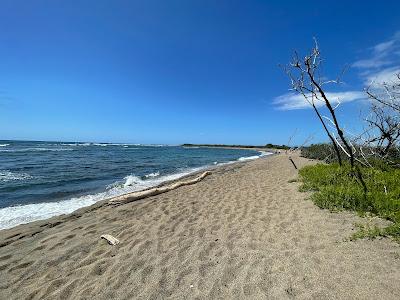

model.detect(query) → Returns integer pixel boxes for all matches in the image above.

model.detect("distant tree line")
[181,143,290,150]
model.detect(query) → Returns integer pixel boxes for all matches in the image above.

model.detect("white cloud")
[352,58,393,69]
[373,40,396,54]
[274,91,365,110]
[274,31,400,111]
[355,32,400,92]
[353,31,400,70]
[365,66,400,87]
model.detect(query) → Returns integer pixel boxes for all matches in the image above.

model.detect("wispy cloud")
[274,31,400,110]
[352,58,393,69]
[365,66,400,88]
[353,31,400,70]
[354,31,400,87]
[274,91,365,110]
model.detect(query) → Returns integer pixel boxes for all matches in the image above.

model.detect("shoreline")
[1,152,399,299]
[0,151,274,232]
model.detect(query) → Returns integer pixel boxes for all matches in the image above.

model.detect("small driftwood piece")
[289,157,298,170]
[109,171,211,205]
[101,234,120,245]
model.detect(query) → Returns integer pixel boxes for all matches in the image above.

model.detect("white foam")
[145,172,160,178]
[238,151,273,161]
[0,194,105,230]
[0,166,206,230]
[0,171,33,182]
[65,143,142,148]
[59,143,90,147]
[0,148,74,152]
[259,151,273,157]
[110,143,135,146]
[144,144,170,147]
[123,175,143,187]
[0,144,9,147]
[238,155,260,161]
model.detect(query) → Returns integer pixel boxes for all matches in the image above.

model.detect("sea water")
[0,140,271,229]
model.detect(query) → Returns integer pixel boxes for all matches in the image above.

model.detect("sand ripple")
[0,153,399,299]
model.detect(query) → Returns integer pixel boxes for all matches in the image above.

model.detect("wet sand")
[0,153,399,299]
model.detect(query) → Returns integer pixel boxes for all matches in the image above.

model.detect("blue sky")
[0,1,399,145]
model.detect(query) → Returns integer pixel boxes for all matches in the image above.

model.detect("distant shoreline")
[181,143,289,152]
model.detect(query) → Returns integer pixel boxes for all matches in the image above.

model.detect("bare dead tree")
[286,128,299,153]
[297,134,315,150]
[283,39,356,167]
[366,73,400,113]
[365,104,400,157]
[287,132,315,170]
[356,73,400,165]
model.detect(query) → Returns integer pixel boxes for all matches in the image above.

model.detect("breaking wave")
[145,172,160,178]
[238,151,272,161]
[0,148,74,152]
[0,171,33,182]
[0,166,205,230]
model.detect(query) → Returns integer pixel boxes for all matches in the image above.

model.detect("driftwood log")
[109,171,211,205]
[101,234,120,245]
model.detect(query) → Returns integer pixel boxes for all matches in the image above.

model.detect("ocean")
[0,140,270,229]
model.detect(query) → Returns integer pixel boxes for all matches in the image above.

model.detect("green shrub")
[300,144,346,164]
[301,143,400,168]
[299,163,400,241]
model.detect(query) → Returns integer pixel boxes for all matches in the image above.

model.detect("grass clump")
[349,223,400,242]
[299,163,400,241]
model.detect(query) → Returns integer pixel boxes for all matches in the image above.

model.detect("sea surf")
[0,141,271,229]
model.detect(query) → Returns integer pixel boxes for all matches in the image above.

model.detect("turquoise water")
[0,140,269,229]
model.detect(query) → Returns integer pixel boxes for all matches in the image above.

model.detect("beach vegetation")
[298,163,400,241]
[301,144,400,168]
[282,41,400,242]
[264,143,290,150]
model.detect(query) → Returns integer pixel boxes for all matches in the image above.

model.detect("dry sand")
[0,153,399,299]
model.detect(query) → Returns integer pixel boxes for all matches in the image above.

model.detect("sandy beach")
[0,153,399,299]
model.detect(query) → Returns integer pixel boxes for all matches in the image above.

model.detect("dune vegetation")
[298,161,400,241]
[284,42,400,242]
